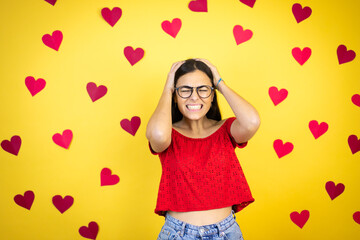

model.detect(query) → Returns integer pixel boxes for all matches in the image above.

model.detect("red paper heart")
[292,47,311,65]
[188,0,208,12]
[337,45,356,64]
[52,129,73,149]
[273,139,293,158]
[161,18,182,38]
[86,82,107,102]
[290,210,309,228]
[101,7,122,27]
[309,120,328,139]
[101,168,120,186]
[45,0,57,6]
[25,76,46,96]
[352,94,360,107]
[292,3,312,23]
[268,87,288,106]
[353,212,360,225]
[233,25,253,45]
[79,221,99,240]
[1,135,21,156]
[124,46,144,66]
[120,116,141,136]
[239,0,256,8]
[14,191,34,210]
[325,181,345,200]
[52,195,74,213]
[348,135,360,154]
[42,30,63,51]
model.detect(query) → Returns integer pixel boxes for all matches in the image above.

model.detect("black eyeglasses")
[175,85,214,99]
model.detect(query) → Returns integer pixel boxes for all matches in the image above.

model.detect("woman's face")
[174,70,214,121]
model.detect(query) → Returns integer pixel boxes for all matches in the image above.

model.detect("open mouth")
[186,104,203,111]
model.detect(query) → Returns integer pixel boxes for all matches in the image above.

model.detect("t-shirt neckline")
[172,119,228,140]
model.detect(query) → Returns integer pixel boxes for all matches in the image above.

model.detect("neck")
[181,117,211,133]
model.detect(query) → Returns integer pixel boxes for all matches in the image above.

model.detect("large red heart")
[268,87,288,106]
[325,181,345,200]
[239,0,256,8]
[348,135,360,154]
[14,191,34,210]
[352,94,360,107]
[124,46,144,66]
[353,212,360,225]
[161,18,182,38]
[273,139,293,158]
[42,30,63,51]
[44,0,57,6]
[101,168,120,186]
[292,3,312,23]
[25,76,46,96]
[309,120,328,139]
[233,25,253,45]
[101,7,122,27]
[290,210,309,228]
[188,0,208,12]
[1,135,21,156]
[79,221,99,240]
[52,129,73,149]
[292,47,311,65]
[86,82,107,102]
[337,45,356,64]
[52,195,74,214]
[120,116,141,136]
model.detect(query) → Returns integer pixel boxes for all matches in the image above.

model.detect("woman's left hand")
[195,58,221,86]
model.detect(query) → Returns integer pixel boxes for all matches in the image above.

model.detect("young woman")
[146,58,260,240]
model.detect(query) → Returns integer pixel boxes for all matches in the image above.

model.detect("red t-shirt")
[149,117,254,216]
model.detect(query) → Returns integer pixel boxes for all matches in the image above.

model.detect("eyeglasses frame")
[175,85,215,99]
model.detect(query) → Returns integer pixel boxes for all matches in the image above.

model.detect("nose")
[189,89,200,100]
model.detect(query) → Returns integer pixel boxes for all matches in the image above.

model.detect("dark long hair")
[172,59,222,123]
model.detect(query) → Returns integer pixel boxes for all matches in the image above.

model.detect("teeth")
[187,105,201,110]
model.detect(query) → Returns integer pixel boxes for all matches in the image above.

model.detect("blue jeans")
[157,211,244,240]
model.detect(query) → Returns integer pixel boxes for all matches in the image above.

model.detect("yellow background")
[0,0,359,239]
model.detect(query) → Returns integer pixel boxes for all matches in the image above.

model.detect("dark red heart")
[25,76,46,96]
[337,45,356,64]
[14,191,35,210]
[101,7,122,27]
[124,46,144,66]
[348,135,360,154]
[188,0,208,12]
[45,0,57,6]
[290,210,309,228]
[1,135,21,156]
[42,30,63,51]
[86,82,107,102]
[292,3,312,23]
[79,221,99,240]
[239,0,256,8]
[52,195,74,213]
[120,116,141,136]
[353,212,360,225]
[325,181,345,200]
[161,18,182,38]
[352,94,360,107]
[309,120,328,139]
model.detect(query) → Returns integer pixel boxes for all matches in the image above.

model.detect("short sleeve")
[148,142,160,155]
[225,117,248,148]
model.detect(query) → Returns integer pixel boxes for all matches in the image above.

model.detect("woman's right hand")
[165,61,185,92]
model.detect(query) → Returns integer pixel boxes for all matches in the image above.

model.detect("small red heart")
[101,168,120,186]
[268,87,288,106]
[124,46,144,66]
[353,212,360,225]
[290,210,309,228]
[14,191,35,210]
[292,47,311,65]
[325,181,345,200]
[1,135,21,156]
[239,0,256,8]
[233,25,253,45]
[273,139,293,158]
[188,0,208,12]
[161,18,182,38]
[86,82,107,102]
[45,0,57,6]
[309,120,328,139]
[348,135,360,154]
[101,7,122,27]
[292,3,312,23]
[25,76,46,96]
[120,116,141,136]
[337,45,356,64]
[79,221,99,240]
[42,30,63,51]
[352,94,360,107]
[52,129,73,149]
[52,195,74,213]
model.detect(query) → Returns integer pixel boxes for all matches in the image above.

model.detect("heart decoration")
[290,210,309,228]
[52,195,74,214]
[42,30,63,51]
[1,135,21,156]
[353,212,360,225]
[273,139,294,158]
[124,46,144,66]
[188,0,208,12]
[337,45,356,64]
[352,94,360,107]
[101,7,122,27]
[14,191,35,210]
[239,0,256,8]
[45,0,57,6]
[120,116,141,136]
[161,18,182,38]
[348,135,360,154]
[101,168,120,186]
[86,82,107,102]
[233,25,253,45]
[52,129,73,149]
[269,87,288,106]
[309,120,328,139]
[292,3,312,23]
[325,181,345,200]
[25,76,46,96]
[79,221,99,240]
[292,47,311,65]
